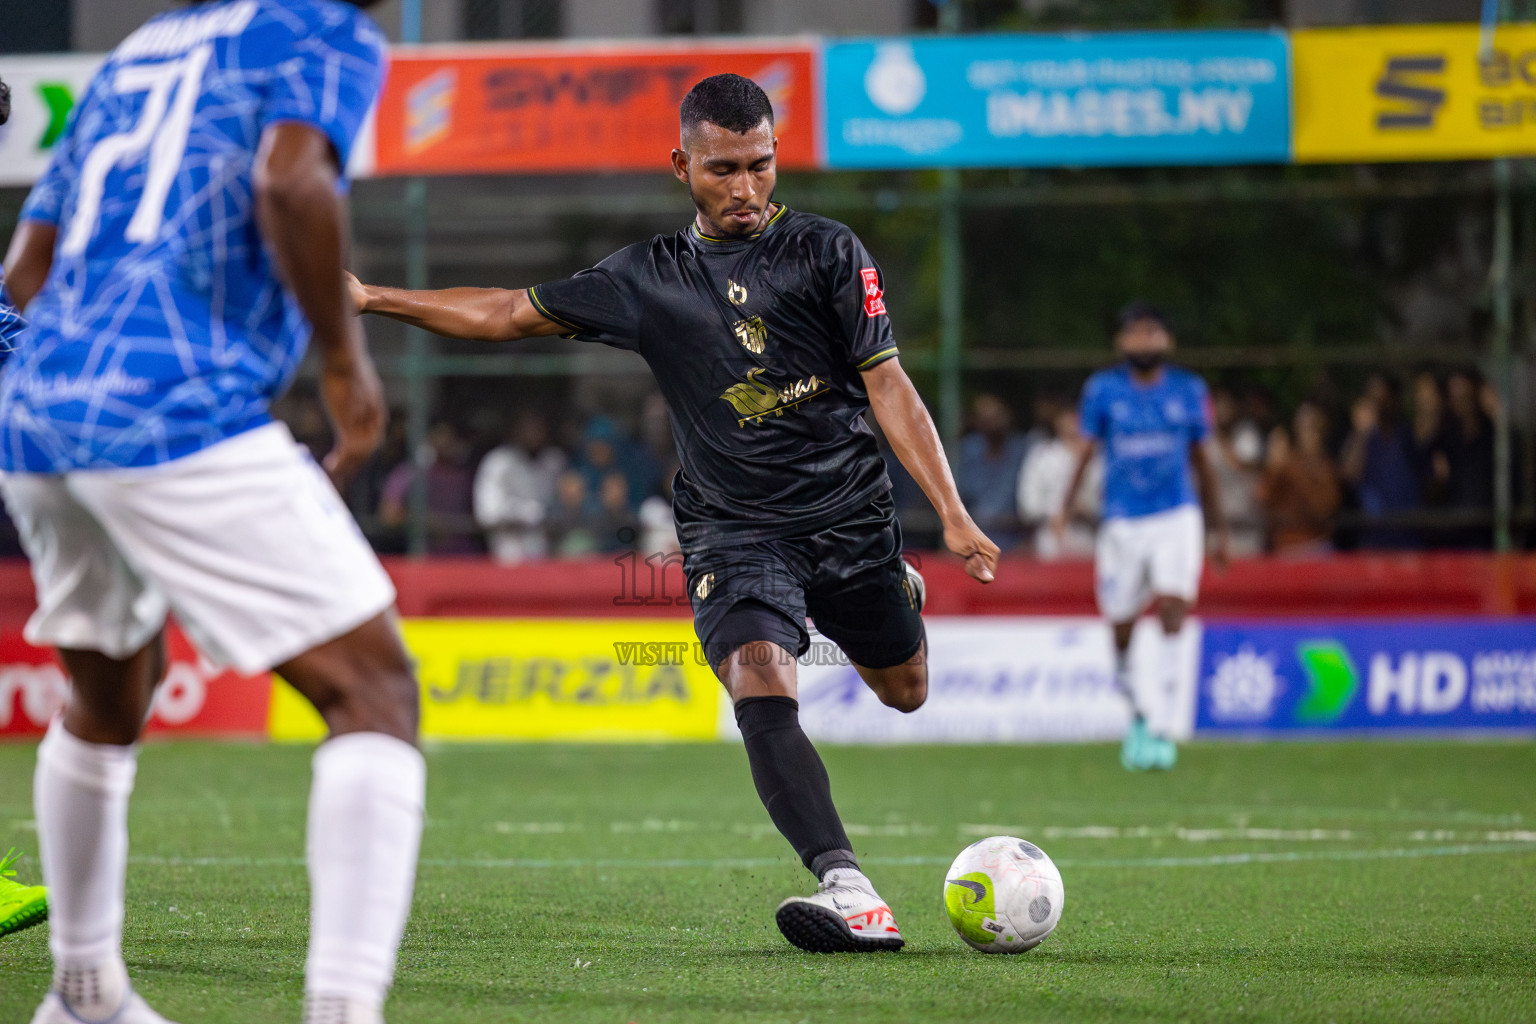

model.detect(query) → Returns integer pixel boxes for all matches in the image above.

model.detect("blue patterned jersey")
[0,0,385,472]
[0,269,24,369]
[1079,363,1211,520]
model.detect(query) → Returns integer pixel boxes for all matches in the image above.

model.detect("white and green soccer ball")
[943,835,1064,953]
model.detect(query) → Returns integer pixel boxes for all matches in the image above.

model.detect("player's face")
[1114,318,1172,373]
[672,119,778,238]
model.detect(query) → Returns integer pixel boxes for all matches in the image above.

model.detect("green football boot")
[0,848,48,937]
[1120,716,1154,771]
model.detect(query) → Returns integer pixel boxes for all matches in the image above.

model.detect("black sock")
[734,695,858,878]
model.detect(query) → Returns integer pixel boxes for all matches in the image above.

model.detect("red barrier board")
[0,626,271,739]
[373,41,820,176]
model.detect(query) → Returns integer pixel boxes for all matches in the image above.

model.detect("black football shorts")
[685,493,925,673]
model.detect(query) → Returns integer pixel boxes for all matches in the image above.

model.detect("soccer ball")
[943,835,1064,953]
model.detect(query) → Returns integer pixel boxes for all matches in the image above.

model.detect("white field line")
[125,841,1536,873]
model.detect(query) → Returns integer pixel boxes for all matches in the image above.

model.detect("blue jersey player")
[0,77,25,372]
[1,4,425,1023]
[1054,302,1227,771]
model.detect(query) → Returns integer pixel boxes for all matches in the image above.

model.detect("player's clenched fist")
[944,518,1000,583]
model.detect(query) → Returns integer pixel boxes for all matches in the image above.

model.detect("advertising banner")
[1293,24,1536,162]
[269,618,722,742]
[0,626,272,738]
[0,54,104,187]
[716,617,1200,744]
[822,31,1290,169]
[372,41,819,176]
[1197,619,1536,734]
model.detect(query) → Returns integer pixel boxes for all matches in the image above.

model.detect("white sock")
[823,867,878,897]
[34,721,138,1022]
[1158,627,1184,737]
[305,733,425,1013]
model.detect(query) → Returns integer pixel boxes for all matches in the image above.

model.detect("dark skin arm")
[253,121,383,487]
[1190,441,1230,569]
[863,357,999,583]
[346,273,563,342]
[3,221,58,310]
[1050,439,1098,542]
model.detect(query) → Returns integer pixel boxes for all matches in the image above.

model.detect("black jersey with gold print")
[529,206,900,551]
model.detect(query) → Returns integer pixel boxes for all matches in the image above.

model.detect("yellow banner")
[1294,24,1536,162]
[268,619,722,742]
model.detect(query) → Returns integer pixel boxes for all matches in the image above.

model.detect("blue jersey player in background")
[0,77,25,372]
[1054,301,1227,771]
[1,4,428,1023]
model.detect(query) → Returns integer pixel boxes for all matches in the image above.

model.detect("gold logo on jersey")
[733,315,767,355]
[695,573,716,601]
[719,368,825,427]
[726,280,748,305]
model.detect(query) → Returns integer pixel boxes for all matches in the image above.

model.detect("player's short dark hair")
[680,74,774,136]
[1116,299,1172,335]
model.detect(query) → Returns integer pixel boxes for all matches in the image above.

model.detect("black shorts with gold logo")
[684,493,924,673]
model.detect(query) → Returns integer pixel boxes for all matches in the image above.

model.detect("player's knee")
[879,666,927,714]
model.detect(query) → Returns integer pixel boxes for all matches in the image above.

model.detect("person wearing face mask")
[1052,301,1228,772]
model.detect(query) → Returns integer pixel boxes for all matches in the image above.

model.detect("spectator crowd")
[27,365,1487,567]
[934,368,1513,559]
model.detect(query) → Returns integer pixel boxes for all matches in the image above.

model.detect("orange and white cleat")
[775,869,905,952]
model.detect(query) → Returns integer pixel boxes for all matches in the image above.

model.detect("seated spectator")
[473,412,566,564]
[958,393,1031,550]
[1340,377,1420,549]
[1408,371,1451,524]
[1208,385,1265,557]
[548,469,600,558]
[638,462,681,559]
[1017,407,1100,560]
[593,471,641,554]
[379,420,480,555]
[1258,401,1341,557]
[1443,370,1496,548]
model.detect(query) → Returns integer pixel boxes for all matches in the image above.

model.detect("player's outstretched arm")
[254,121,383,487]
[864,357,999,583]
[346,273,565,343]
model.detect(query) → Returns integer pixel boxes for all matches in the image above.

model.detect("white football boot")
[29,990,179,1024]
[775,868,905,952]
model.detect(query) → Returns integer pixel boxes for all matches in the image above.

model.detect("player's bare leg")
[31,637,169,1023]
[718,643,903,953]
[275,613,424,1024]
[852,642,927,714]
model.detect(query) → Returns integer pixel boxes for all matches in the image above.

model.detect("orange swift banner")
[373,41,820,176]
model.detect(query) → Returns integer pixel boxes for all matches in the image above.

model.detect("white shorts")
[1094,505,1204,624]
[0,423,396,675]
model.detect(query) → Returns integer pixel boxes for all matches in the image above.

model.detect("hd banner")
[1197,619,1536,734]
[372,41,819,176]
[822,31,1291,169]
[1293,24,1536,162]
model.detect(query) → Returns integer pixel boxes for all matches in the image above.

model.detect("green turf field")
[1,740,1533,1023]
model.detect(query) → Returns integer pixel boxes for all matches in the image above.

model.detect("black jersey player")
[349,74,999,953]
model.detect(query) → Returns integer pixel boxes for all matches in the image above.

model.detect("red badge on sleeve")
[860,267,886,317]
